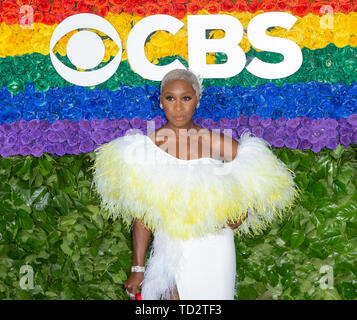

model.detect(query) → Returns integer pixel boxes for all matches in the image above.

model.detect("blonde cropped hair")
[159,69,203,109]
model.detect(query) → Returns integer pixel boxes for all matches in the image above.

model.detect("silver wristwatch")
[131,266,145,272]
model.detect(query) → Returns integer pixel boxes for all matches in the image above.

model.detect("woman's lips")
[174,116,185,120]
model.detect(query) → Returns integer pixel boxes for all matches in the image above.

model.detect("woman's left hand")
[228,212,248,230]
[228,221,242,229]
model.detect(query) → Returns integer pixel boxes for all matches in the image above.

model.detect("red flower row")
[0,0,356,25]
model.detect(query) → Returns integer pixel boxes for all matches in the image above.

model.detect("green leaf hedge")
[0,144,356,299]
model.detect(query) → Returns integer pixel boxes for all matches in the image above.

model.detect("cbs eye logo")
[49,13,122,87]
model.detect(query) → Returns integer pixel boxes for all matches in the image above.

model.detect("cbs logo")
[49,13,122,87]
[50,12,303,87]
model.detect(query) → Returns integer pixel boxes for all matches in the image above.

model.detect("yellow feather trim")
[92,132,301,239]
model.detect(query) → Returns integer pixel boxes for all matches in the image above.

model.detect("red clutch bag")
[135,293,142,300]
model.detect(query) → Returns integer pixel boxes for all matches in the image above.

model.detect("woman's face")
[160,79,200,127]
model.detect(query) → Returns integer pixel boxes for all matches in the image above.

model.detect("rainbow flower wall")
[0,0,356,300]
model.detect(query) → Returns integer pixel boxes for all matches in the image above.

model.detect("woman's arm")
[132,219,152,266]
[212,131,238,162]
[124,219,151,299]
[213,132,244,229]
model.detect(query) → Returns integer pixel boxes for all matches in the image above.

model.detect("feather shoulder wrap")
[92,131,300,239]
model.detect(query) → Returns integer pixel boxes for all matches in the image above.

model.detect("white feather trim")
[141,231,183,300]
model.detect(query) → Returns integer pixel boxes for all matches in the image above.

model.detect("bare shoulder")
[147,128,169,145]
[189,126,238,161]
[210,130,238,162]
[147,130,156,142]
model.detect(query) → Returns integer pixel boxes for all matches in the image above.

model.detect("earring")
[196,102,200,109]
[159,102,163,109]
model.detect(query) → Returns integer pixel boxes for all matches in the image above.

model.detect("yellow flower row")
[0,11,356,63]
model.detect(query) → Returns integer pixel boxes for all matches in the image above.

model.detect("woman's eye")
[165,96,174,101]
[183,96,192,101]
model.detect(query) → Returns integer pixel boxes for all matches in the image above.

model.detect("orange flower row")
[0,0,356,25]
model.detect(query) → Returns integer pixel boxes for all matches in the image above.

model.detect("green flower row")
[0,144,356,299]
[1,44,356,94]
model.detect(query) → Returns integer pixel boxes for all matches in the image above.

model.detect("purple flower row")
[0,115,356,158]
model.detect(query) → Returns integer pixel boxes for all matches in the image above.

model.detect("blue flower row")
[0,81,356,124]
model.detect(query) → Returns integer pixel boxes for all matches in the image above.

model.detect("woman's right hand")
[124,272,144,300]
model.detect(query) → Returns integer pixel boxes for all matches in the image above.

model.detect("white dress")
[175,227,236,300]
[92,131,299,300]
[139,138,236,299]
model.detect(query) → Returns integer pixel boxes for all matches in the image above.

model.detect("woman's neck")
[162,121,199,137]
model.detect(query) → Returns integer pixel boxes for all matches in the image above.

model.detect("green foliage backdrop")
[0,145,356,299]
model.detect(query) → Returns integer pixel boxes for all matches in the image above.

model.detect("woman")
[93,69,299,300]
